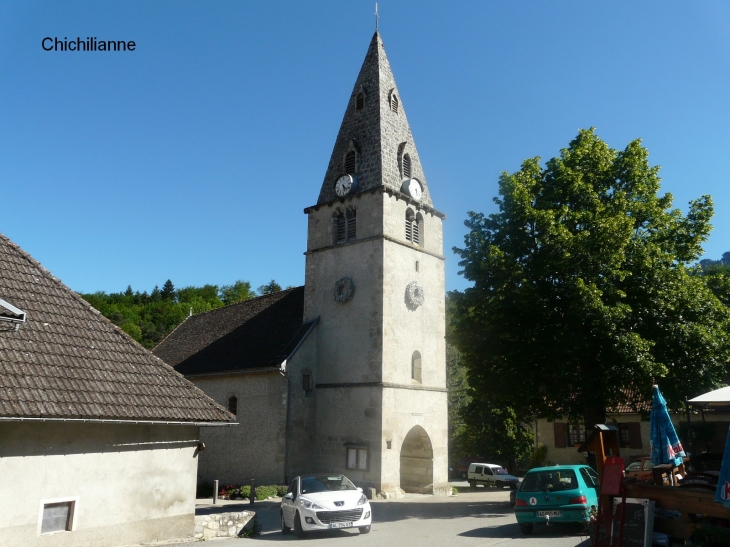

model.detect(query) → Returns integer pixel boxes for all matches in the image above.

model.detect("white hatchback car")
[281,474,372,537]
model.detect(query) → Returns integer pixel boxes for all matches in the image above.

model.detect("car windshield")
[493,467,508,475]
[300,474,357,494]
[520,470,578,492]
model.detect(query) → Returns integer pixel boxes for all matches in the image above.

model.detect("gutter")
[0,417,238,427]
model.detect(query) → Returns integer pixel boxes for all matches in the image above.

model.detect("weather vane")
[375,3,379,31]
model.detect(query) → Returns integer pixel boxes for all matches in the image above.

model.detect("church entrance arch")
[399,425,434,494]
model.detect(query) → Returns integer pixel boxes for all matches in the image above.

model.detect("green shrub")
[277,485,288,497]
[451,486,458,495]
[689,524,730,547]
[254,485,279,500]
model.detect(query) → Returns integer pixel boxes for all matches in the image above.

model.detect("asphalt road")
[177,485,592,547]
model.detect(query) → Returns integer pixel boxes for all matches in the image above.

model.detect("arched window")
[391,94,399,114]
[344,150,356,175]
[228,396,238,415]
[402,153,411,179]
[356,92,364,110]
[333,207,356,244]
[411,351,422,383]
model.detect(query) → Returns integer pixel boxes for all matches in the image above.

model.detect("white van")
[467,463,519,489]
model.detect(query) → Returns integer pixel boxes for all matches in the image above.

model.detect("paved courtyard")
[175,485,591,547]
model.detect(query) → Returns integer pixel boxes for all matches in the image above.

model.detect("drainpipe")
[282,359,292,485]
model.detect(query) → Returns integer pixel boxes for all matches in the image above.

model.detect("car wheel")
[359,525,371,534]
[519,523,534,535]
[469,480,476,489]
[294,512,306,539]
[496,481,503,488]
[281,511,291,535]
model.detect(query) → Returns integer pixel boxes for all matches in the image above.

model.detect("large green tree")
[452,129,730,428]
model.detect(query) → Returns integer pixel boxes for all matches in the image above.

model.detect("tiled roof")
[153,287,306,376]
[0,233,233,423]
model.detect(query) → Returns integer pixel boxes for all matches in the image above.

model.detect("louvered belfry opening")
[391,94,399,114]
[415,213,424,246]
[333,208,356,244]
[345,150,356,175]
[402,153,411,179]
[346,207,357,240]
[405,208,415,243]
[356,92,364,110]
[334,212,347,244]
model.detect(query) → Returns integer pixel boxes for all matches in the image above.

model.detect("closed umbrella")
[650,385,685,467]
[715,425,730,507]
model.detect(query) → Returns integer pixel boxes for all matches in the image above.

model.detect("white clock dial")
[409,179,422,201]
[335,175,353,197]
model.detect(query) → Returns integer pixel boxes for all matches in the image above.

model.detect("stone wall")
[194,511,255,539]
[192,371,287,486]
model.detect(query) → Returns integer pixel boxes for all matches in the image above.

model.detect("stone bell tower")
[289,31,449,496]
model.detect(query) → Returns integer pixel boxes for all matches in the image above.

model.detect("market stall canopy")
[688,386,730,407]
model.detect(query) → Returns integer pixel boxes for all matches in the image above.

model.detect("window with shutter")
[402,153,411,178]
[628,422,643,449]
[553,422,567,448]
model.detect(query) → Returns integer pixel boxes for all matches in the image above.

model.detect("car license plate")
[329,522,353,529]
[537,511,561,517]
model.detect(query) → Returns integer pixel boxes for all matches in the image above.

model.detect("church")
[154,30,449,497]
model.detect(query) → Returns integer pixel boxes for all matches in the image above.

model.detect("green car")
[513,465,599,535]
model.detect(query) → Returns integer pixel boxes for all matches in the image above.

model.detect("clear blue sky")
[1,1,728,295]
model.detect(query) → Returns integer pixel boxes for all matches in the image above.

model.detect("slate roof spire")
[317,31,433,208]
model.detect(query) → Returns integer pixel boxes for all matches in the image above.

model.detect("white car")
[281,474,372,537]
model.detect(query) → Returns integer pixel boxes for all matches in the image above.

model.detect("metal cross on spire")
[375,3,379,31]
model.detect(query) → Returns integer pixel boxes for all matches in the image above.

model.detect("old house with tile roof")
[0,234,234,547]
[154,31,450,498]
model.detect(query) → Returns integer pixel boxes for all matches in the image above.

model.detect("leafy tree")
[220,280,255,304]
[257,280,282,295]
[452,128,730,429]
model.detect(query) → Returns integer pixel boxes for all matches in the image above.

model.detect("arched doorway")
[399,426,434,493]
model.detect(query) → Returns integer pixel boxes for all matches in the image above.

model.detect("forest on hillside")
[80,279,288,348]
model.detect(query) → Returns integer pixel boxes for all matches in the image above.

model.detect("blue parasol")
[650,385,685,467]
[715,425,730,507]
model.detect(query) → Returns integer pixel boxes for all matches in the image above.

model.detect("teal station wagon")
[513,465,599,535]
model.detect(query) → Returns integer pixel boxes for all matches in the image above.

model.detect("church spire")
[317,32,433,208]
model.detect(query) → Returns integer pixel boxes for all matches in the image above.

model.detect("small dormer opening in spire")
[391,93,399,114]
[356,92,364,110]
[402,153,411,179]
[345,150,356,175]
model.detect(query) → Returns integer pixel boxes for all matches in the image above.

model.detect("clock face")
[409,179,422,201]
[335,175,353,197]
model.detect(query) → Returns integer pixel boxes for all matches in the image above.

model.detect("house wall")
[0,422,199,547]
[191,371,287,486]
[536,411,730,466]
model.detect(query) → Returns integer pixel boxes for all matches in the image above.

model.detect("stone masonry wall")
[194,511,255,539]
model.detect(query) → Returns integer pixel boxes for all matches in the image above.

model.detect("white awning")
[688,385,730,406]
